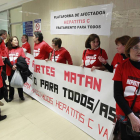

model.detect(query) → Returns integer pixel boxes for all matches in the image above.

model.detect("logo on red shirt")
[9,53,19,62]
[52,54,60,62]
[85,54,97,66]
[34,49,40,57]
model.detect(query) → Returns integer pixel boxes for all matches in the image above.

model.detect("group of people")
[0,29,140,140]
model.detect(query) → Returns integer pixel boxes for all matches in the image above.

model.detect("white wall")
[22,0,140,65]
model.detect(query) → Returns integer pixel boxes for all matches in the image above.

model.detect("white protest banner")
[50,4,113,36]
[24,54,115,140]
[23,53,34,96]
[34,19,41,32]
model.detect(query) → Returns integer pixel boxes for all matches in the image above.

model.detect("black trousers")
[120,123,140,140]
[8,76,23,99]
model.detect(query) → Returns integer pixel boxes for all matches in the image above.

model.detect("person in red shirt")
[21,35,31,54]
[98,35,131,74]
[6,36,26,102]
[113,37,140,140]
[0,30,7,57]
[81,34,108,71]
[46,38,73,65]
[99,35,131,139]
[0,55,7,121]
[33,32,53,60]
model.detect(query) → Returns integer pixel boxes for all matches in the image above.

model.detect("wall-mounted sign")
[23,21,33,36]
[34,19,41,32]
[51,4,113,36]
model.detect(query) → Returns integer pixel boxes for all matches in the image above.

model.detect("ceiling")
[0,0,34,12]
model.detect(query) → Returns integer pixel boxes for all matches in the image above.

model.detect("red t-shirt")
[6,47,26,76]
[51,47,73,65]
[0,55,4,88]
[111,53,128,73]
[113,59,140,116]
[22,42,31,54]
[33,41,53,60]
[0,40,7,57]
[82,48,108,68]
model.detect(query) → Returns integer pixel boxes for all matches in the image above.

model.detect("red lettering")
[46,66,50,75]
[103,129,108,140]
[98,124,104,134]
[26,57,30,65]
[36,65,40,73]
[93,78,102,92]
[70,72,76,84]
[64,71,70,81]
[75,110,79,119]
[79,113,85,123]
[64,71,102,92]
[85,75,93,88]
[66,106,69,114]
[71,107,74,116]
[63,104,66,110]
[49,97,53,105]
[77,74,85,86]
[87,19,90,23]
[51,67,55,77]
[88,118,94,129]
[24,82,31,90]
[44,96,53,105]
[41,65,45,74]
[64,19,86,24]
[32,60,34,68]
[56,100,59,107]
[56,101,63,110]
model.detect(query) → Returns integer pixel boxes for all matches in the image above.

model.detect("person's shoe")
[8,98,13,102]
[20,97,25,101]
[0,115,7,121]
[0,101,4,106]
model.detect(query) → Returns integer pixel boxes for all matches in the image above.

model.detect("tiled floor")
[0,92,95,140]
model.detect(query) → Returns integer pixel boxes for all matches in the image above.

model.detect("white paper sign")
[50,4,113,36]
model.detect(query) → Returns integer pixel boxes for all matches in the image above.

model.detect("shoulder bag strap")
[84,50,87,57]
[131,84,140,110]
[53,50,55,62]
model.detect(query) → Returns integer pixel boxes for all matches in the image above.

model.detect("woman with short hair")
[99,35,131,73]
[81,34,108,71]
[46,38,73,65]
[33,31,53,60]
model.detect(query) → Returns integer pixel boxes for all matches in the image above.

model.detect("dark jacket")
[16,56,32,83]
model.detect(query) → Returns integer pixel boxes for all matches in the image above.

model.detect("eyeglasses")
[131,46,140,51]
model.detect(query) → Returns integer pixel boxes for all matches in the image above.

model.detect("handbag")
[10,70,24,88]
[126,84,140,137]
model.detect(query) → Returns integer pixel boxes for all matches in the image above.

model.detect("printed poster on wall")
[34,19,41,32]
[50,4,113,36]
[23,21,33,36]
[24,53,115,140]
